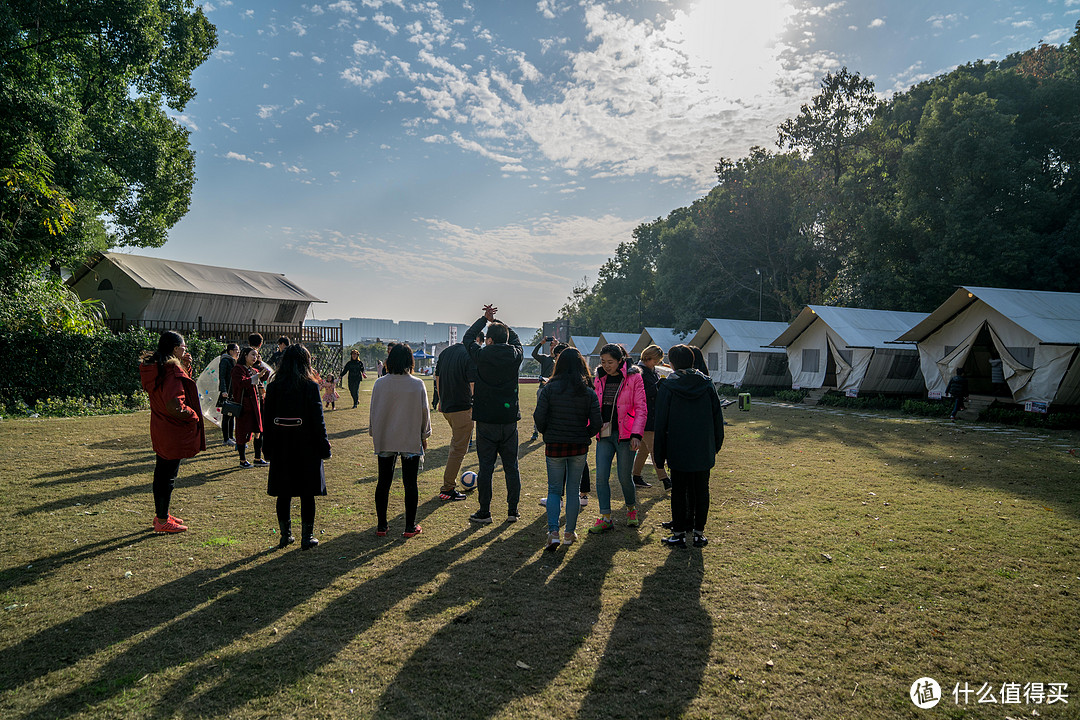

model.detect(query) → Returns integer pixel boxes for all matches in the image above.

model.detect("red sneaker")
[153,516,187,533]
[402,525,423,538]
[168,513,184,525]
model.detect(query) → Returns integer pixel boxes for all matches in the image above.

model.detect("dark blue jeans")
[476,421,521,515]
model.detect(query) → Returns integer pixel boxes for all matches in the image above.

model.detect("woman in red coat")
[139,331,206,533]
[231,346,265,468]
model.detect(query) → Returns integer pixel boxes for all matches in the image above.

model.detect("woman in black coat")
[261,344,332,550]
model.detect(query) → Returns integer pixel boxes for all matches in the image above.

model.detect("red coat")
[231,363,264,442]
[140,359,206,460]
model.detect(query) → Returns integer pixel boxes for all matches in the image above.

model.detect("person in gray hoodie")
[653,344,724,548]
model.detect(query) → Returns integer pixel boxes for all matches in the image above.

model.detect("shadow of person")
[576,549,710,718]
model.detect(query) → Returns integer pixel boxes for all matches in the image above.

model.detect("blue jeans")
[594,434,637,514]
[546,453,587,534]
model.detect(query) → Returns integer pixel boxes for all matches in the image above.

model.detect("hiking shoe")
[153,516,187,533]
[562,531,578,545]
[506,511,520,523]
[239,460,253,469]
[632,475,651,488]
[375,525,388,537]
[223,438,236,447]
[253,459,269,466]
[663,533,687,548]
[588,517,614,534]
[579,495,588,507]
[439,490,467,501]
[661,477,671,491]
[626,509,640,527]
[693,532,708,548]
[403,525,423,538]
[470,512,493,524]
[545,531,560,552]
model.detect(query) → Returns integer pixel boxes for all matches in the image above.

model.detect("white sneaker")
[538,497,562,511]
[545,531,560,552]
[562,531,578,545]
[579,495,588,507]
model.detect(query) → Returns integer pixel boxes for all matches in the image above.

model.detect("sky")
[132,0,1080,329]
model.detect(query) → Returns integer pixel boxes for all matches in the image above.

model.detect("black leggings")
[153,455,182,520]
[669,469,710,533]
[276,496,315,526]
[348,383,360,406]
[375,454,420,529]
[221,414,234,442]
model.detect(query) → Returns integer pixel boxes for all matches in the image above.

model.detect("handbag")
[221,386,245,418]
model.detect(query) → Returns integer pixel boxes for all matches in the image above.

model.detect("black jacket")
[653,369,724,472]
[261,378,331,497]
[218,353,236,394]
[434,343,476,414]
[463,316,523,424]
[636,362,661,432]
[532,343,555,378]
[534,379,602,444]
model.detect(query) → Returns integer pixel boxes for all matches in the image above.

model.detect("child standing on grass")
[140,331,206,534]
[369,343,431,539]
[654,344,724,549]
[320,373,339,410]
[231,347,266,468]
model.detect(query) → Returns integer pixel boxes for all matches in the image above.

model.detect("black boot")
[301,523,319,550]
[278,520,294,549]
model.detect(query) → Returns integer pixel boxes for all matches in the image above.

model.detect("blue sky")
[134,0,1080,328]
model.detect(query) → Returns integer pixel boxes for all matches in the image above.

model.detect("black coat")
[261,378,331,497]
[653,369,724,473]
[636,362,661,432]
[534,379,602,444]
[463,316,523,424]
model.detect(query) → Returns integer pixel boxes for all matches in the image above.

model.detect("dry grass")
[0,382,1078,719]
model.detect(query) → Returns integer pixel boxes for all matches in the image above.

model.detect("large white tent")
[894,286,1080,406]
[595,332,642,358]
[768,306,928,395]
[689,318,792,387]
[631,327,688,355]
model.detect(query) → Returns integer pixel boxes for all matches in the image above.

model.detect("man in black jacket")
[653,344,724,548]
[463,304,523,523]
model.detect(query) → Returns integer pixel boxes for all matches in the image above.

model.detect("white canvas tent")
[631,327,688,355]
[769,306,928,395]
[689,318,792,387]
[68,252,323,325]
[595,332,642,359]
[893,287,1080,406]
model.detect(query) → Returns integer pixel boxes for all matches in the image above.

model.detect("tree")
[0,0,217,276]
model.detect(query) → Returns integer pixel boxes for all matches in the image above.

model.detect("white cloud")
[242,9,254,18]
[341,66,390,87]
[309,5,325,15]
[290,51,304,57]
[501,163,528,173]
[257,104,280,118]
[374,13,399,34]
[170,114,199,131]
[213,49,235,59]
[1011,19,1035,29]
[328,0,357,13]
[312,55,325,64]
[1044,27,1072,43]
[352,39,380,55]
[868,18,885,28]
[260,162,275,169]
[226,151,254,162]
[537,0,559,20]
[927,13,964,30]
[291,20,307,36]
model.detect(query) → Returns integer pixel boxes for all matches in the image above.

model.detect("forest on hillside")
[559,23,1080,335]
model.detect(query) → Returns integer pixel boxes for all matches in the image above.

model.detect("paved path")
[753,400,1078,452]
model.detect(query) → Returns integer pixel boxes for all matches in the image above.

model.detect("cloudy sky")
[136,0,1079,328]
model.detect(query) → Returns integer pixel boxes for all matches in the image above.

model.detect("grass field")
[1,381,1078,720]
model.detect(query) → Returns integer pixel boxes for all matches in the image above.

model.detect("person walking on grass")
[654,344,724,549]
[434,338,476,502]
[140,331,206,534]
[231,347,267,468]
[464,304,524,525]
[261,344,331,550]
[588,343,647,534]
[946,367,969,420]
[631,344,670,491]
[217,342,239,447]
[534,348,602,551]
[341,349,367,409]
[369,343,432,538]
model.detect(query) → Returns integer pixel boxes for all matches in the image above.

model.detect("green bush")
[774,389,808,403]
[901,399,953,417]
[817,392,905,411]
[980,406,1080,430]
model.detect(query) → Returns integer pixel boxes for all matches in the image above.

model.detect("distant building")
[306,316,535,347]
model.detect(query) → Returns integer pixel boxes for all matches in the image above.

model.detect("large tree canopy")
[0,0,217,277]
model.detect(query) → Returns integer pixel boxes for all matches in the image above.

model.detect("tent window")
[802,348,820,373]
[97,279,113,291]
[725,352,738,372]
[707,352,719,371]
[887,354,920,380]
[1005,346,1035,368]
[274,303,298,323]
[838,349,853,364]
[763,354,788,376]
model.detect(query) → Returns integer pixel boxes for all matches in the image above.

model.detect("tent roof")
[895,286,1080,345]
[570,336,599,353]
[770,305,927,349]
[693,318,790,353]
[632,327,688,353]
[69,252,323,303]
[599,332,641,352]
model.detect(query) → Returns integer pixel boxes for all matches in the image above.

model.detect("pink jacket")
[593,365,647,440]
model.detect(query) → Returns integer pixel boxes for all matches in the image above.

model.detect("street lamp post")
[755,268,762,321]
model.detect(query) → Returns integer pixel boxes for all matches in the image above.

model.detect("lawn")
[1,381,1077,719]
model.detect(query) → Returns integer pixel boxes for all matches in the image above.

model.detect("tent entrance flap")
[935,323,981,389]
[824,335,853,389]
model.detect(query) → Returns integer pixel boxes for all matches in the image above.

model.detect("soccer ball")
[460,470,477,490]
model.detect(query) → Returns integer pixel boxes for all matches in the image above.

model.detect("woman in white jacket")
[369,343,432,538]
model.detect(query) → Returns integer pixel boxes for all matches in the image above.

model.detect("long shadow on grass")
[749,405,1080,518]
[576,549,710,719]
[0,531,152,595]
[31,453,150,486]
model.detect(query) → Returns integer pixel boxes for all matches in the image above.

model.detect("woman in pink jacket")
[588,343,647,533]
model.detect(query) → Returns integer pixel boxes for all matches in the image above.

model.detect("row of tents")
[565,287,1080,409]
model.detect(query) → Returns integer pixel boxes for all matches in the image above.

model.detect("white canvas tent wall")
[769,306,928,395]
[68,252,323,325]
[570,335,599,367]
[894,287,1080,406]
[689,319,792,387]
[631,327,688,355]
